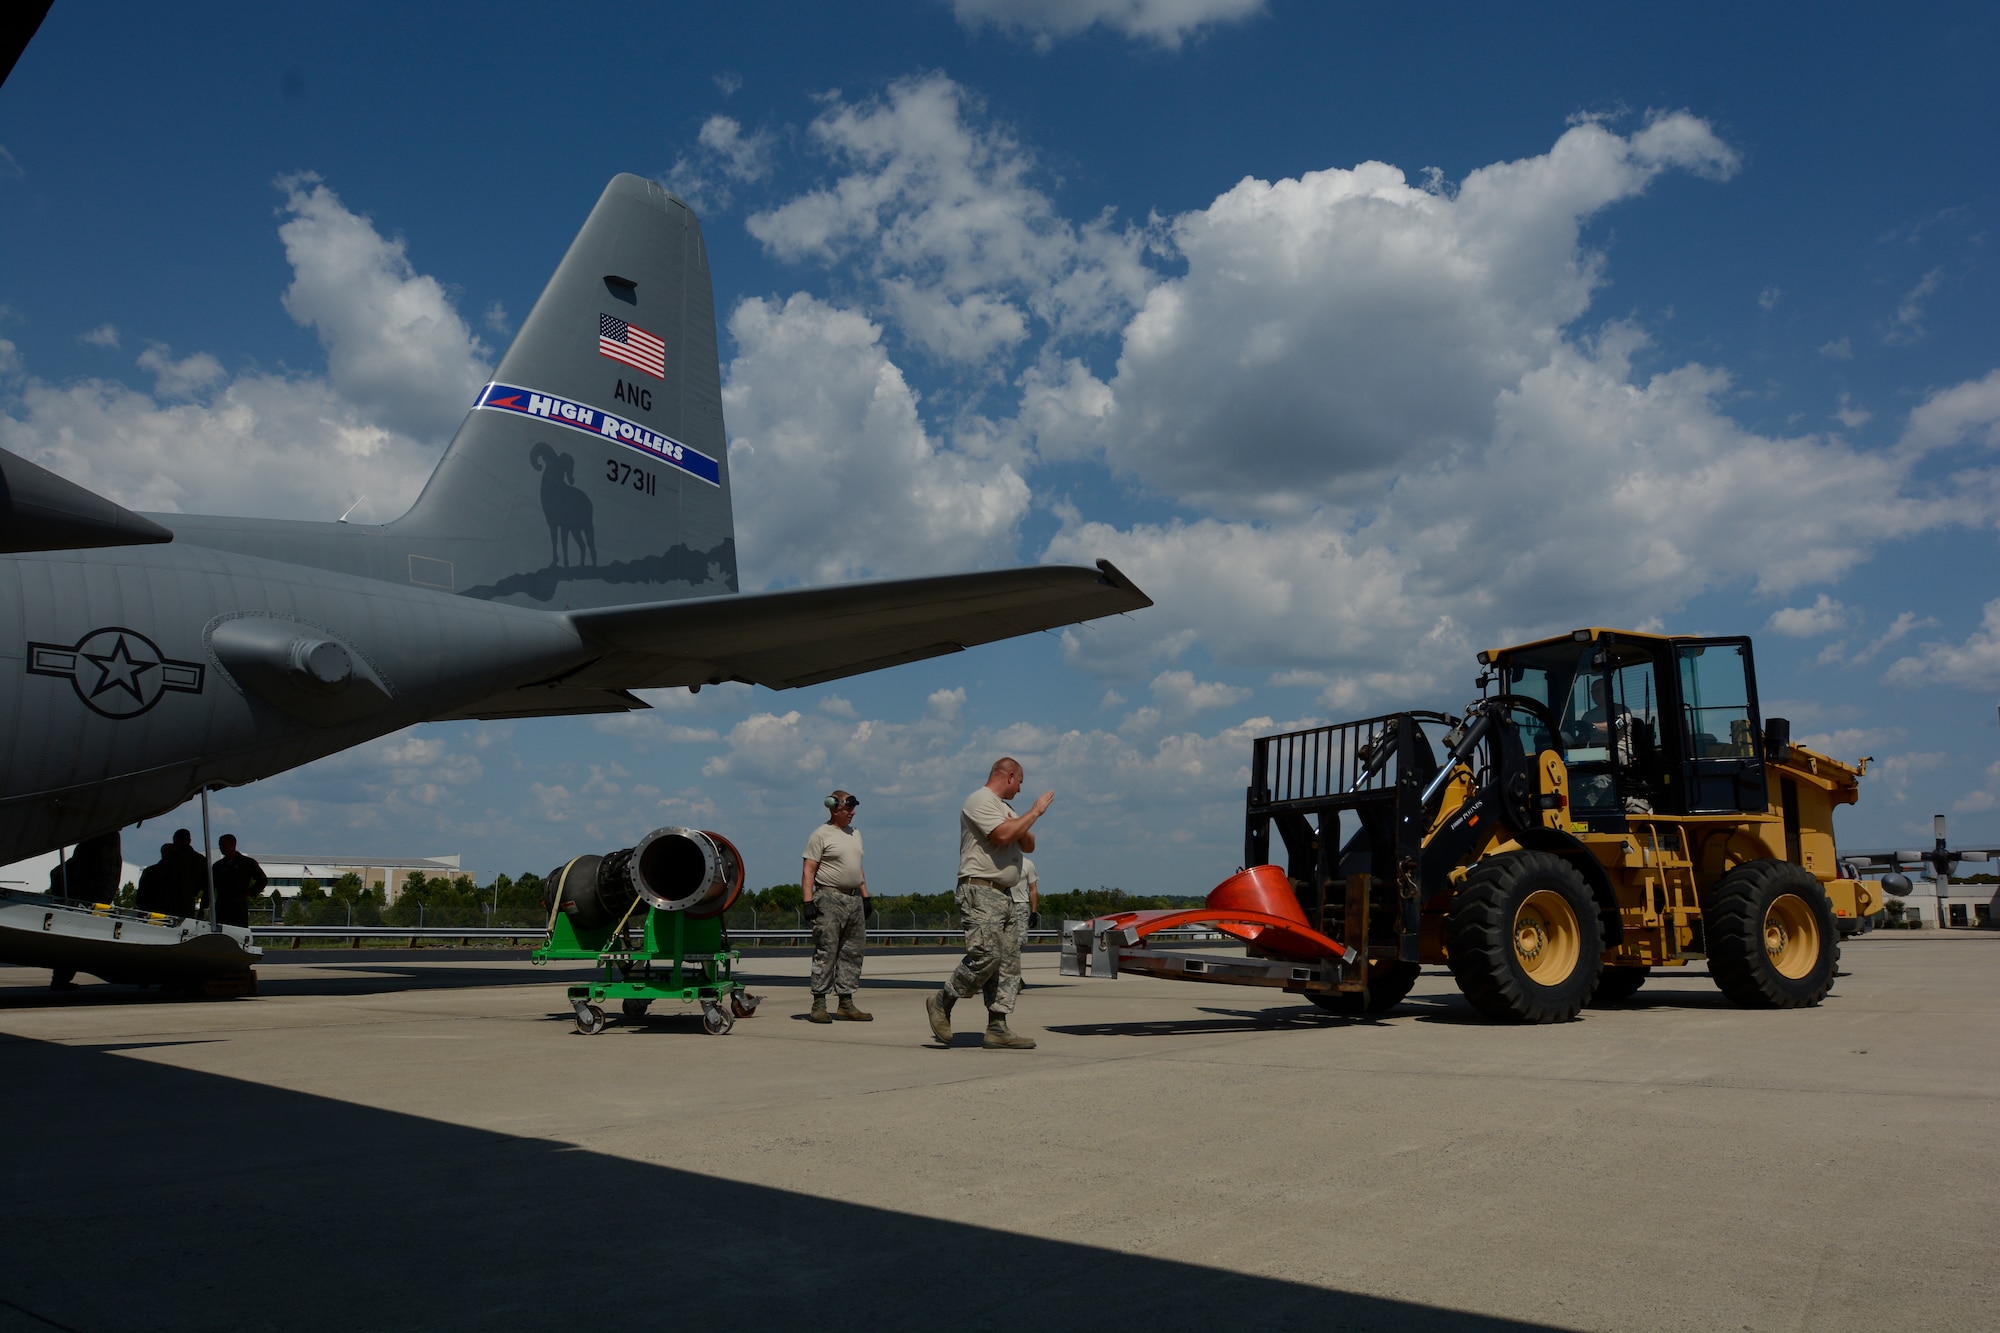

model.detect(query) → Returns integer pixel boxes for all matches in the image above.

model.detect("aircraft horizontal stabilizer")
[0,447,174,554]
[554,559,1151,697]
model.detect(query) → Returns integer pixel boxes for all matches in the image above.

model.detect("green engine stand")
[533,906,758,1035]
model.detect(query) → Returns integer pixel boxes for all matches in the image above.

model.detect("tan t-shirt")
[1014,856,1037,905]
[959,786,1022,887]
[803,823,865,892]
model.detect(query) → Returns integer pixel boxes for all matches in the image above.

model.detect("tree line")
[112,871,1200,930]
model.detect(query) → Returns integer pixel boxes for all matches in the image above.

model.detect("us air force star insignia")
[27,627,205,719]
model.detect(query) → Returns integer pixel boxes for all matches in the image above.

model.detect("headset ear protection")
[824,794,839,809]
[824,793,859,810]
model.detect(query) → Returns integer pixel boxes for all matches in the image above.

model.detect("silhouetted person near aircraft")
[163,828,206,919]
[47,830,121,990]
[209,834,267,928]
[134,843,175,915]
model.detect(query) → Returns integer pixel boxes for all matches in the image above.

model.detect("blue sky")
[3,0,1998,893]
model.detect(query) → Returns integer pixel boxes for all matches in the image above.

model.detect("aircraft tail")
[389,175,738,610]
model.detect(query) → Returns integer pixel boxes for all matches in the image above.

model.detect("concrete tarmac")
[1,932,1994,1332]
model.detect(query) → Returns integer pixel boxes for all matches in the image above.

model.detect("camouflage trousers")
[809,890,866,996]
[946,881,1024,1015]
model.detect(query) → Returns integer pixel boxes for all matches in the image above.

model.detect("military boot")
[924,988,955,1045]
[807,994,833,1024]
[983,1012,1036,1050]
[835,996,873,1021]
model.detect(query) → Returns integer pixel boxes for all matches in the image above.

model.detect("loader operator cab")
[1485,631,1768,831]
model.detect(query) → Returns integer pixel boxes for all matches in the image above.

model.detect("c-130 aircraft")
[0,174,1151,866]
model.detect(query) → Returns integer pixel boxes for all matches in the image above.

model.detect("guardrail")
[248,926,1229,949]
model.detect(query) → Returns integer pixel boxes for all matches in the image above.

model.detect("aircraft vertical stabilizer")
[388,174,738,611]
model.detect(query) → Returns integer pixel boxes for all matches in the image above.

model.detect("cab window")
[1678,643,1755,758]
[1676,639,1766,813]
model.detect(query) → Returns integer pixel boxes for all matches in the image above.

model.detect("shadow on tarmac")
[0,960,598,1010]
[1045,1004,1353,1037]
[0,1036,1573,1333]
[0,949,994,1011]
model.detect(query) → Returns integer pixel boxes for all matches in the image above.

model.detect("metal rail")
[249,926,1228,947]
[1252,712,1405,806]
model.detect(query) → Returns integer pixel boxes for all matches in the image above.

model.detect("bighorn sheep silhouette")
[530,442,596,567]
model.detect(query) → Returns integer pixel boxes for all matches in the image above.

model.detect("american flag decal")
[598,313,666,379]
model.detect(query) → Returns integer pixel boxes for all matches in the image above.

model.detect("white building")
[1895,876,1998,928]
[256,854,467,903]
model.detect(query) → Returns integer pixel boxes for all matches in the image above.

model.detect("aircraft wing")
[571,558,1151,690]
[439,560,1150,718]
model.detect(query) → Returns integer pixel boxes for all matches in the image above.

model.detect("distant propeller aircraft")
[0,173,1152,867]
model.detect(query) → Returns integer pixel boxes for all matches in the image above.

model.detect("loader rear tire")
[1706,859,1836,1009]
[1588,966,1650,1006]
[1447,851,1602,1024]
[1308,959,1421,1016]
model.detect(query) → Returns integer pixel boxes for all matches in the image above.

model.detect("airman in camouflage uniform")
[802,790,871,1023]
[926,757,1052,1050]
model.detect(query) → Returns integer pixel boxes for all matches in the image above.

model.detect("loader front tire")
[1706,859,1837,1009]
[1447,851,1602,1024]
[1309,959,1421,1016]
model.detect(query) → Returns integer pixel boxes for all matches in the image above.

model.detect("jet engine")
[544,827,744,928]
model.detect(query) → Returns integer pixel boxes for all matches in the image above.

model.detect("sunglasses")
[827,795,860,810]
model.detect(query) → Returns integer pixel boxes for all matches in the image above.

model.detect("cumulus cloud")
[1884,601,2000,690]
[1792,725,1905,759]
[1150,669,1251,716]
[947,0,1266,49]
[1952,760,2000,814]
[0,177,490,521]
[274,174,490,441]
[683,684,1296,867]
[1048,326,1940,692]
[1898,367,2000,455]
[1037,113,1740,510]
[78,324,119,349]
[980,115,2000,703]
[667,114,777,211]
[747,74,1150,364]
[1867,751,1947,804]
[206,725,490,849]
[1768,594,1848,638]
[136,343,226,399]
[722,292,1031,585]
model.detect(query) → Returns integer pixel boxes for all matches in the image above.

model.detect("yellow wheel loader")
[1246,629,1878,1023]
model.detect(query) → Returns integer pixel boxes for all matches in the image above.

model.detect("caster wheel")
[701,1002,734,1035]
[574,1002,607,1035]
[730,991,761,1018]
[621,998,652,1019]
